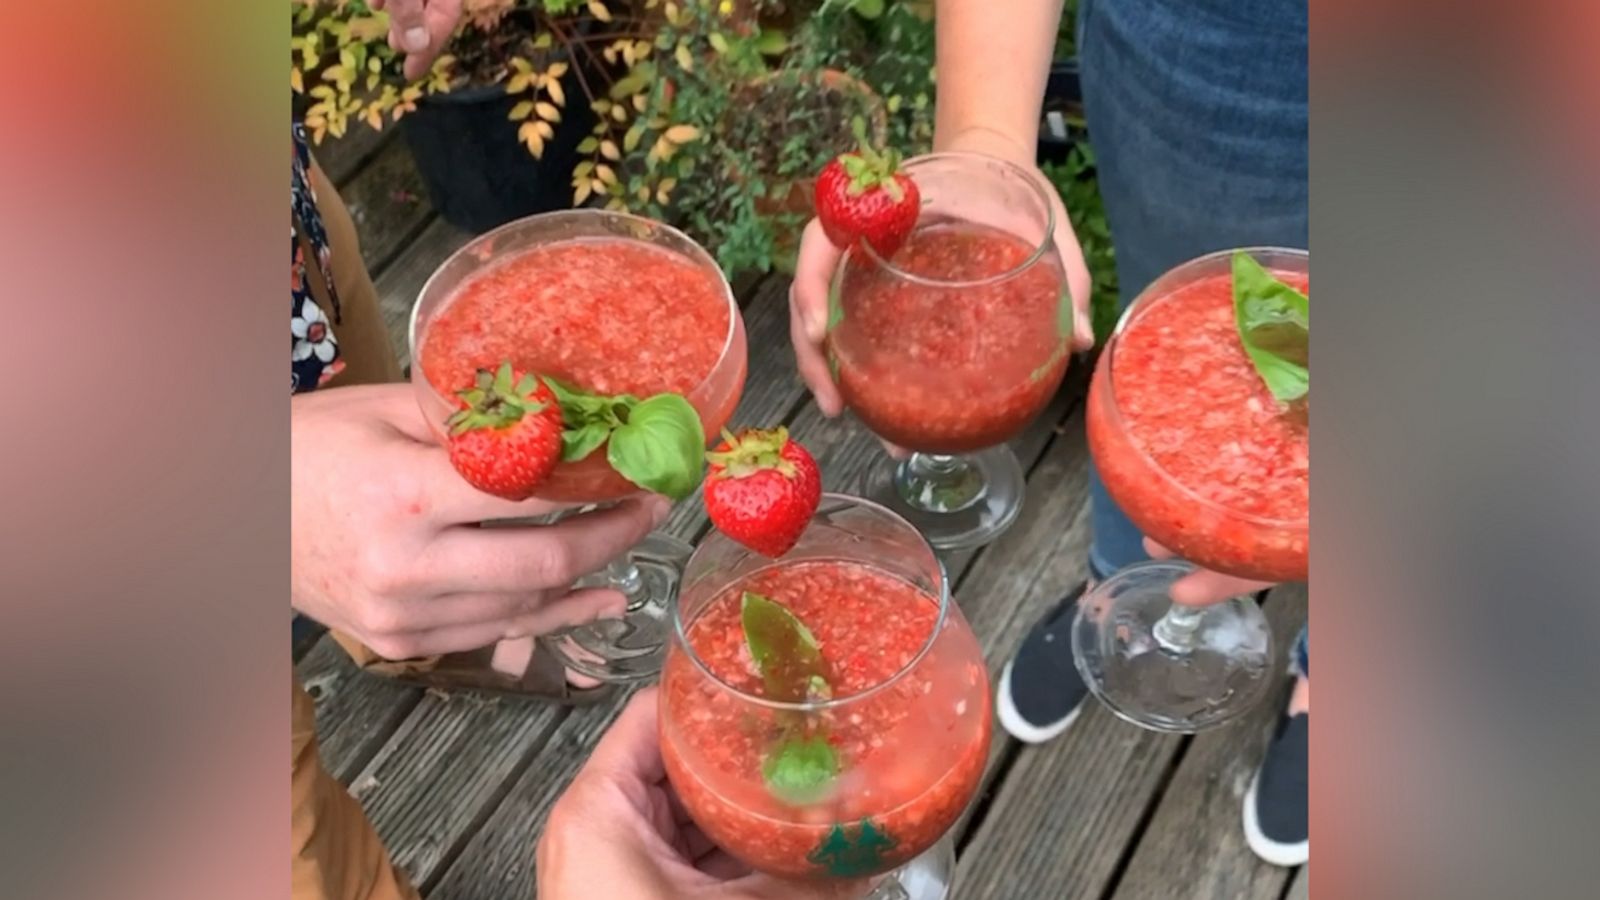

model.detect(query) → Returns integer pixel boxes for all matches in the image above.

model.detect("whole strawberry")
[704,427,822,558]
[445,361,563,500]
[814,120,920,259]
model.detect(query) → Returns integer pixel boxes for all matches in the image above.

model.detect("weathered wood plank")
[341,137,435,277]
[956,707,1183,899]
[372,216,475,371]
[349,690,567,888]
[947,396,1094,843]
[313,125,398,188]
[1110,585,1307,900]
[1286,866,1308,900]
[297,636,423,782]
[425,687,640,900]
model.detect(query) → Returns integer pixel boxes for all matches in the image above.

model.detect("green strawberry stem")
[706,426,799,479]
[842,116,904,202]
[446,361,547,434]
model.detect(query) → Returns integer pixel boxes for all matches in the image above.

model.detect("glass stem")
[865,876,913,900]
[1152,602,1206,653]
[895,453,985,514]
[606,556,649,610]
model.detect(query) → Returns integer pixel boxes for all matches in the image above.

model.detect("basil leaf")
[561,422,611,462]
[543,375,621,423]
[826,281,845,333]
[606,393,706,500]
[742,591,830,701]
[1232,251,1309,402]
[762,735,839,805]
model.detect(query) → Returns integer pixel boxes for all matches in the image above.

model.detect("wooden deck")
[297,129,1310,900]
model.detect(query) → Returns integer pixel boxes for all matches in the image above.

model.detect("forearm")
[933,0,1063,159]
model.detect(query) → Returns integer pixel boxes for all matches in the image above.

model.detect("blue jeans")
[1078,0,1308,581]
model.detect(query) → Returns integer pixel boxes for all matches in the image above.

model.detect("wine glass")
[661,493,992,899]
[409,210,748,683]
[1072,247,1309,732]
[827,152,1072,551]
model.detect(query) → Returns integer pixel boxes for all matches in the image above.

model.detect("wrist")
[935,126,1038,168]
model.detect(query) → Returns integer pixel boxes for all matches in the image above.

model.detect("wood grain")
[1286,866,1309,900]
[297,637,423,782]
[349,690,567,888]
[312,126,397,188]
[371,216,474,371]
[339,138,434,277]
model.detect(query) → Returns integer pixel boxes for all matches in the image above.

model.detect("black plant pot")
[403,74,595,234]
[1037,59,1086,165]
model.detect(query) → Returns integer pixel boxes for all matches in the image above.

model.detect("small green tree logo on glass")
[807,818,899,878]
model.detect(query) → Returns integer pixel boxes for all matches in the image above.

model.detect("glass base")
[861,447,1025,551]
[1071,559,1274,733]
[866,834,955,900]
[537,532,692,683]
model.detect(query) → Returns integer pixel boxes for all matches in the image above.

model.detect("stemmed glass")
[661,493,992,899]
[409,210,748,682]
[827,152,1073,551]
[1072,248,1309,732]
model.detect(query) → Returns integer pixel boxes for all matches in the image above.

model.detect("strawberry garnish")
[704,427,822,558]
[445,361,564,500]
[814,118,920,259]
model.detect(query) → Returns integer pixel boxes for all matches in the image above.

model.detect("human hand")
[789,128,1094,429]
[539,689,865,900]
[291,384,668,661]
[371,0,464,81]
[1143,538,1278,607]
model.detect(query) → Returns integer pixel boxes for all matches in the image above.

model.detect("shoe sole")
[996,660,1083,745]
[1242,767,1309,867]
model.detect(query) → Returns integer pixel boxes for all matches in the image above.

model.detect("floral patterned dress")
[291,122,346,394]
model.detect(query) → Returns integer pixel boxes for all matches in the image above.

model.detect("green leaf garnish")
[741,591,840,803]
[607,393,706,500]
[742,591,829,701]
[561,423,612,463]
[541,377,706,492]
[762,735,839,805]
[1232,251,1309,403]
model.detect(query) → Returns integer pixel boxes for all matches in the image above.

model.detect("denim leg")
[1077,0,1308,579]
[1293,627,1309,679]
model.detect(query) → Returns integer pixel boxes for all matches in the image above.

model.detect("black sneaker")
[1243,709,1309,866]
[996,583,1092,744]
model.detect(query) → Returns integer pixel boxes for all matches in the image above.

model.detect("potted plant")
[574,0,935,275]
[291,0,666,232]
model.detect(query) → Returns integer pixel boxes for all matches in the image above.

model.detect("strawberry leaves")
[1232,252,1309,403]
[447,362,548,434]
[542,377,706,500]
[742,591,841,805]
[840,116,904,200]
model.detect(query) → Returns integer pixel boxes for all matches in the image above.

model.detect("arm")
[933,0,1065,160]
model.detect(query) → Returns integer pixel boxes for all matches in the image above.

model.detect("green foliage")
[1055,0,1079,60]
[1042,139,1120,345]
